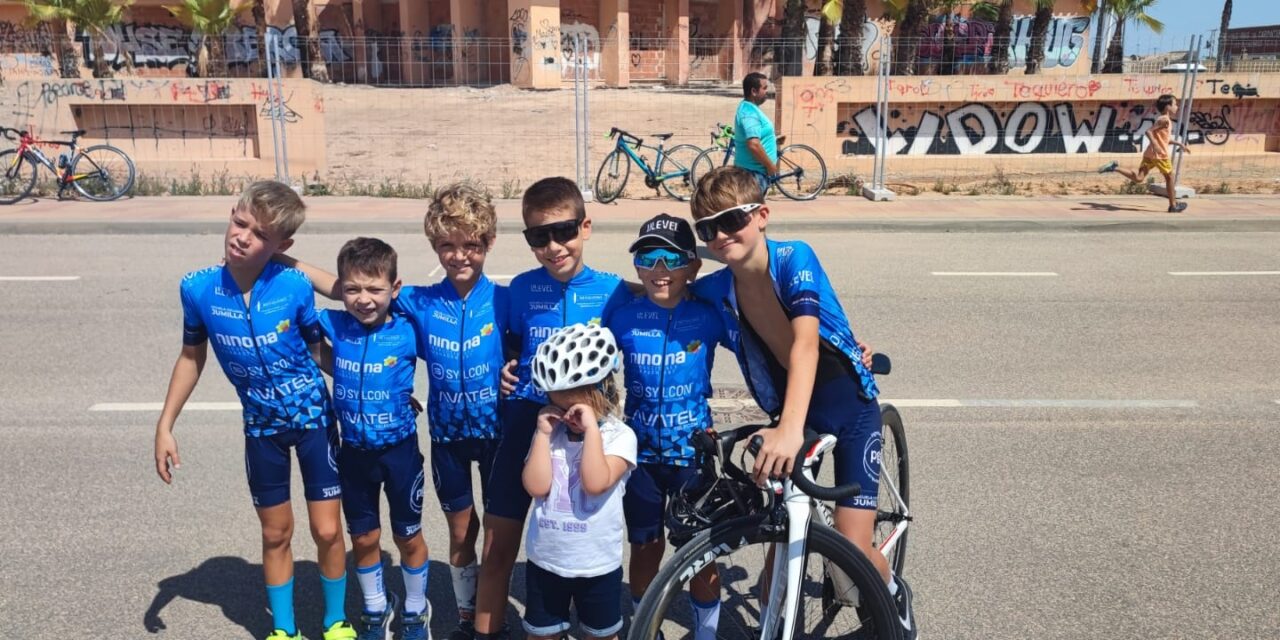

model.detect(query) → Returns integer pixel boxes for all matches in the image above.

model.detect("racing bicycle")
[689,123,829,201]
[595,127,702,203]
[630,353,911,639]
[0,127,136,204]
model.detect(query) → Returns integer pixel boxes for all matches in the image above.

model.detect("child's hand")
[536,405,564,435]
[155,431,180,484]
[500,359,518,397]
[857,340,874,370]
[562,404,599,435]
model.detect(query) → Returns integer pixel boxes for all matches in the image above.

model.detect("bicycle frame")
[8,132,97,186]
[612,137,684,183]
[707,136,806,187]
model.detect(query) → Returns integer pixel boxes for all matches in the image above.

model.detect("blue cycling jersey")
[395,277,509,442]
[690,238,878,415]
[507,265,632,403]
[317,309,420,450]
[609,296,728,466]
[180,263,333,436]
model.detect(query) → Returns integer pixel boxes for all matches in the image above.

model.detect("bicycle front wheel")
[630,515,901,640]
[71,145,135,201]
[0,150,38,205]
[595,149,631,204]
[657,144,702,201]
[877,403,909,578]
[688,147,723,194]
[775,144,827,201]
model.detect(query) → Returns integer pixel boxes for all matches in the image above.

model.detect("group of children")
[153,167,917,640]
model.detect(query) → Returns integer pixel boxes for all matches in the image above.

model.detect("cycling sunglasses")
[523,217,584,248]
[694,203,763,242]
[633,247,694,271]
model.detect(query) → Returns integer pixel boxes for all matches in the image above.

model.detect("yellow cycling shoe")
[322,620,359,640]
[264,630,301,640]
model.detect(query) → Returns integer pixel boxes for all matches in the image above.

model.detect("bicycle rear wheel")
[595,149,631,204]
[657,144,702,201]
[0,150,37,205]
[630,515,901,640]
[71,145,135,201]
[775,144,827,201]
[876,404,909,578]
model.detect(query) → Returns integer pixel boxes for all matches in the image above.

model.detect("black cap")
[629,213,696,255]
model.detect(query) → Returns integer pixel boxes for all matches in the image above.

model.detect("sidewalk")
[3,193,1279,234]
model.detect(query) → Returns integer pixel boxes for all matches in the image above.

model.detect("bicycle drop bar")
[746,427,861,502]
[608,127,643,146]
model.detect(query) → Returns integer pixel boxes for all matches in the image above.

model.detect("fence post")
[1152,34,1199,201]
[264,30,286,184]
[863,36,895,202]
[574,32,593,202]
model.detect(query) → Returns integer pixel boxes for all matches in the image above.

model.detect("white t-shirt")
[525,414,637,578]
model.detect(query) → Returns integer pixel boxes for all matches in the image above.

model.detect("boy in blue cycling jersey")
[688,167,916,639]
[277,183,510,639]
[608,214,726,639]
[477,177,632,640]
[153,181,355,640]
[316,238,431,640]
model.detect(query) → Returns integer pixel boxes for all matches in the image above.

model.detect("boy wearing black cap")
[607,214,727,639]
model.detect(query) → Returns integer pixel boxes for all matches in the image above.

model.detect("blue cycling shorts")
[623,463,702,545]
[484,399,542,521]
[806,374,882,510]
[244,426,342,508]
[338,433,425,538]
[431,438,499,513]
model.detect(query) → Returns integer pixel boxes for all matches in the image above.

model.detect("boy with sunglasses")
[477,177,633,640]
[688,166,916,640]
[607,214,727,639]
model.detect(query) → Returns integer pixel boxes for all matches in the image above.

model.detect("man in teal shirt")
[734,72,778,196]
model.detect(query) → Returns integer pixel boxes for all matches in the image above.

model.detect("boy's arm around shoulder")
[274,253,340,300]
[154,342,207,484]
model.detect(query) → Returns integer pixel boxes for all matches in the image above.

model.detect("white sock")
[450,561,479,617]
[888,576,899,596]
[402,561,429,616]
[356,562,387,614]
[689,595,720,640]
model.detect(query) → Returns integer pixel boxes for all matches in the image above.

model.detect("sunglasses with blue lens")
[633,247,693,270]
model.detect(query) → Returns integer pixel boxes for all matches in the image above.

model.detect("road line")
[883,399,1197,409]
[931,272,1058,277]
[884,399,965,408]
[0,276,80,281]
[90,402,240,412]
[427,264,442,278]
[1168,271,1280,276]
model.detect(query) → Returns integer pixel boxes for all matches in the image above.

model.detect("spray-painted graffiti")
[838,100,1269,156]
[75,24,352,72]
[1204,78,1260,99]
[560,21,599,79]
[510,8,529,80]
[14,78,127,106]
[0,53,57,77]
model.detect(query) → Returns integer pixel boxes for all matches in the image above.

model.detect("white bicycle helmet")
[532,323,621,393]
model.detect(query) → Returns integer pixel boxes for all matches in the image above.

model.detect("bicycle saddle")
[651,133,674,140]
[61,129,87,136]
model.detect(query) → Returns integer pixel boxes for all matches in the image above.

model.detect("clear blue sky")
[1126,0,1276,50]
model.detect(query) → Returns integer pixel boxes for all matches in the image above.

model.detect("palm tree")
[291,0,329,81]
[1214,0,1231,72]
[165,0,251,77]
[251,0,267,76]
[930,0,967,75]
[779,0,806,76]
[834,0,868,75]
[25,0,132,78]
[974,0,1012,73]
[888,0,931,75]
[1103,0,1163,73]
[1023,0,1053,74]
[814,1,837,75]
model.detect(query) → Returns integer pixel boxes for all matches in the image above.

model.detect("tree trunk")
[1024,4,1051,74]
[1102,18,1124,73]
[291,0,330,82]
[1091,0,1107,72]
[52,19,81,78]
[90,30,112,79]
[208,32,229,77]
[988,0,1013,73]
[814,13,835,75]
[253,0,268,76]
[779,0,806,77]
[940,13,956,75]
[1214,0,1231,72]
[893,0,930,75]
[834,0,866,76]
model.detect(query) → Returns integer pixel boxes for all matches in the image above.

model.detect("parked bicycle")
[0,127,136,204]
[630,353,910,639]
[595,127,702,203]
[689,123,829,201]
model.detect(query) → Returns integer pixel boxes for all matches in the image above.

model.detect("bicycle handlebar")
[747,430,861,502]
[0,126,26,141]
[608,127,643,146]
[692,423,860,503]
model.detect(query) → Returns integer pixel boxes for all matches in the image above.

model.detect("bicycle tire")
[71,145,135,201]
[775,144,827,201]
[595,149,631,204]
[688,146,723,193]
[657,143,703,202]
[630,515,902,640]
[877,403,909,579]
[0,149,38,205]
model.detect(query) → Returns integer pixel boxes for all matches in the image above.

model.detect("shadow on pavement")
[1073,201,1155,212]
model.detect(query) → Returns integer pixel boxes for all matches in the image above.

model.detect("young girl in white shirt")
[522,323,638,640]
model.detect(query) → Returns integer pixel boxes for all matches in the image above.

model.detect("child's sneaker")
[1098,161,1119,173]
[447,618,475,640]
[358,592,398,640]
[265,631,302,640]
[401,605,431,640]
[894,576,917,640]
[323,620,358,640]
[1168,202,1188,213]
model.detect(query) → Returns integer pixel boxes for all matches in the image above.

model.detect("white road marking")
[931,272,1058,277]
[89,402,240,412]
[0,276,81,281]
[1168,271,1280,276]
[427,264,442,277]
[884,399,1196,409]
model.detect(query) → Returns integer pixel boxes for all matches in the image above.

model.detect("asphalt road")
[1,226,1277,639]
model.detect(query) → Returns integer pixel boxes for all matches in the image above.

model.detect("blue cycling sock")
[266,578,296,635]
[321,572,348,628]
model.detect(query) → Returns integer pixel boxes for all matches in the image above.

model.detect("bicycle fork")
[759,480,815,640]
